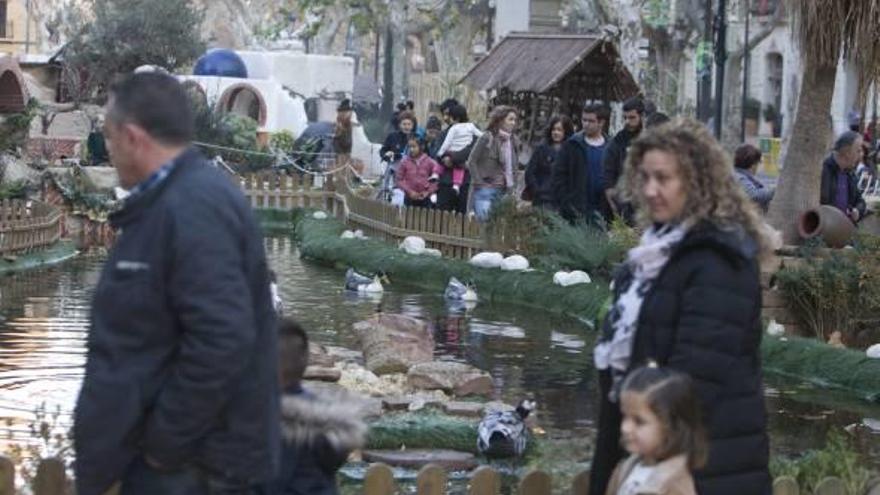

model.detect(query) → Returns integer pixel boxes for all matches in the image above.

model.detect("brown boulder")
[352,314,435,375]
[309,342,336,367]
[303,366,342,382]
[407,361,493,397]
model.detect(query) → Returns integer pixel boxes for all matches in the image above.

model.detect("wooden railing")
[361,463,858,495]
[0,458,860,495]
[0,199,63,256]
[241,171,486,260]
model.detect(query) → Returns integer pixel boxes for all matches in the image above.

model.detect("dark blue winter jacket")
[73,147,280,495]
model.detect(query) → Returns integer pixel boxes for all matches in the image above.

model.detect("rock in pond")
[382,395,443,412]
[353,314,435,375]
[362,449,478,471]
[309,342,336,367]
[303,366,342,382]
[408,361,493,396]
[304,382,383,419]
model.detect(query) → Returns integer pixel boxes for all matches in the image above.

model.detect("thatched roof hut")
[460,33,639,144]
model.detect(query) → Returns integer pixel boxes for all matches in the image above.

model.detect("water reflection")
[0,256,98,454]
[0,237,877,469]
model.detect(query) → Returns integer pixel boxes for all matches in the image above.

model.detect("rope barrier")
[192,140,359,177]
[190,139,395,185]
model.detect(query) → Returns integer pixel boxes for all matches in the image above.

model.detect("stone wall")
[760,253,805,336]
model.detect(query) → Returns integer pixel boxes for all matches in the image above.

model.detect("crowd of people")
[75,72,874,495]
[378,96,679,225]
[378,94,876,232]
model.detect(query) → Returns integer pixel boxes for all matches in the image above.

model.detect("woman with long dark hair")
[466,105,520,221]
[525,115,574,208]
[380,111,418,162]
[590,119,775,495]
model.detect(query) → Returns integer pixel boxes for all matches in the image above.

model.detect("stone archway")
[0,58,30,113]
[217,83,267,126]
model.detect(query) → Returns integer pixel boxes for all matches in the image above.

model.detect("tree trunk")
[766,58,837,244]
[381,23,394,121]
[721,52,744,149]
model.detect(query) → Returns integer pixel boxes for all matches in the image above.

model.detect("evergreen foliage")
[776,236,880,343]
[62,0,206,102]
[291,211,611,323]
[770,432,873,495]
[761,335,880,402]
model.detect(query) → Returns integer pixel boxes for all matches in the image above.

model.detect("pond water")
[1,235,879,484]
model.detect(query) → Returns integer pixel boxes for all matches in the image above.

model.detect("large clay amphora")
[798,205,856,248]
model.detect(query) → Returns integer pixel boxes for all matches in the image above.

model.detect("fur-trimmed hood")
[281,386,369,453]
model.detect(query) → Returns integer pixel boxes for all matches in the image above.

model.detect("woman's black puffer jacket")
[590,221,772,495]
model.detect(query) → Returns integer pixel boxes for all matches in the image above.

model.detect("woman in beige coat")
[466,105,520,221]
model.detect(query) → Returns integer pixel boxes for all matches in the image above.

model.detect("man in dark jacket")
[73,73,279,495]
[602,97,644,223]
[552,103,610,223]
[820,130,868,223]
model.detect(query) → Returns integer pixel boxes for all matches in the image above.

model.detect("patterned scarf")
[498,130,514,188]
[594,222,688,401]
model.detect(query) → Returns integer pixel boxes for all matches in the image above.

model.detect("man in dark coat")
[552,103,610,223]
[602,97,644,223]
[591,222,771,495]
[820,130,868,224]
[73,73,279,495]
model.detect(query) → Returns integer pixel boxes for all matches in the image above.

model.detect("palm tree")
[767,0,880,243]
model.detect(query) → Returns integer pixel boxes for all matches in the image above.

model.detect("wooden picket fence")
[0,457,869,495]
[239,172,336,212]
[340,184,484,260]
[362,463,868,495]
[0,199,63,256]
[240,170,486,260]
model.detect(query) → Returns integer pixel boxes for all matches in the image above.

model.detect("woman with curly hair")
[590,119,775,495]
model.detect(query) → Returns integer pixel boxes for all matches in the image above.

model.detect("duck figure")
[444,277,478,302]
[344,268,384,294]
[477,400,535,458]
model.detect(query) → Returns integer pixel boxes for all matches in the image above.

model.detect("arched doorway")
[217,84,267,126]
[0,68,28,113]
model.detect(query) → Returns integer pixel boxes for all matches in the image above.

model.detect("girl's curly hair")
[619,118,777,259]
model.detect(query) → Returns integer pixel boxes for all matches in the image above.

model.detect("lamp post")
[740,0,751,142]
[713,0,727,139]
[24,0,30,54]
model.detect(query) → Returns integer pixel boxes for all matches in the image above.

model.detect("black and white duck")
[477,400,535,458]
[444,277,478,302]
[344,268,385,294]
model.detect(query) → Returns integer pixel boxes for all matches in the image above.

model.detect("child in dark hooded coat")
[265,319,368,495]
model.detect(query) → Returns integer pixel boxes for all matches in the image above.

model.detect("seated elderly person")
[820,131,868,224]
[734,144,774,212]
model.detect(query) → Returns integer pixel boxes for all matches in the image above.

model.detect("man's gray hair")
[834,130,862,152]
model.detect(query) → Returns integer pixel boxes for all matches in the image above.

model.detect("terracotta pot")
[797,205,856,248]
